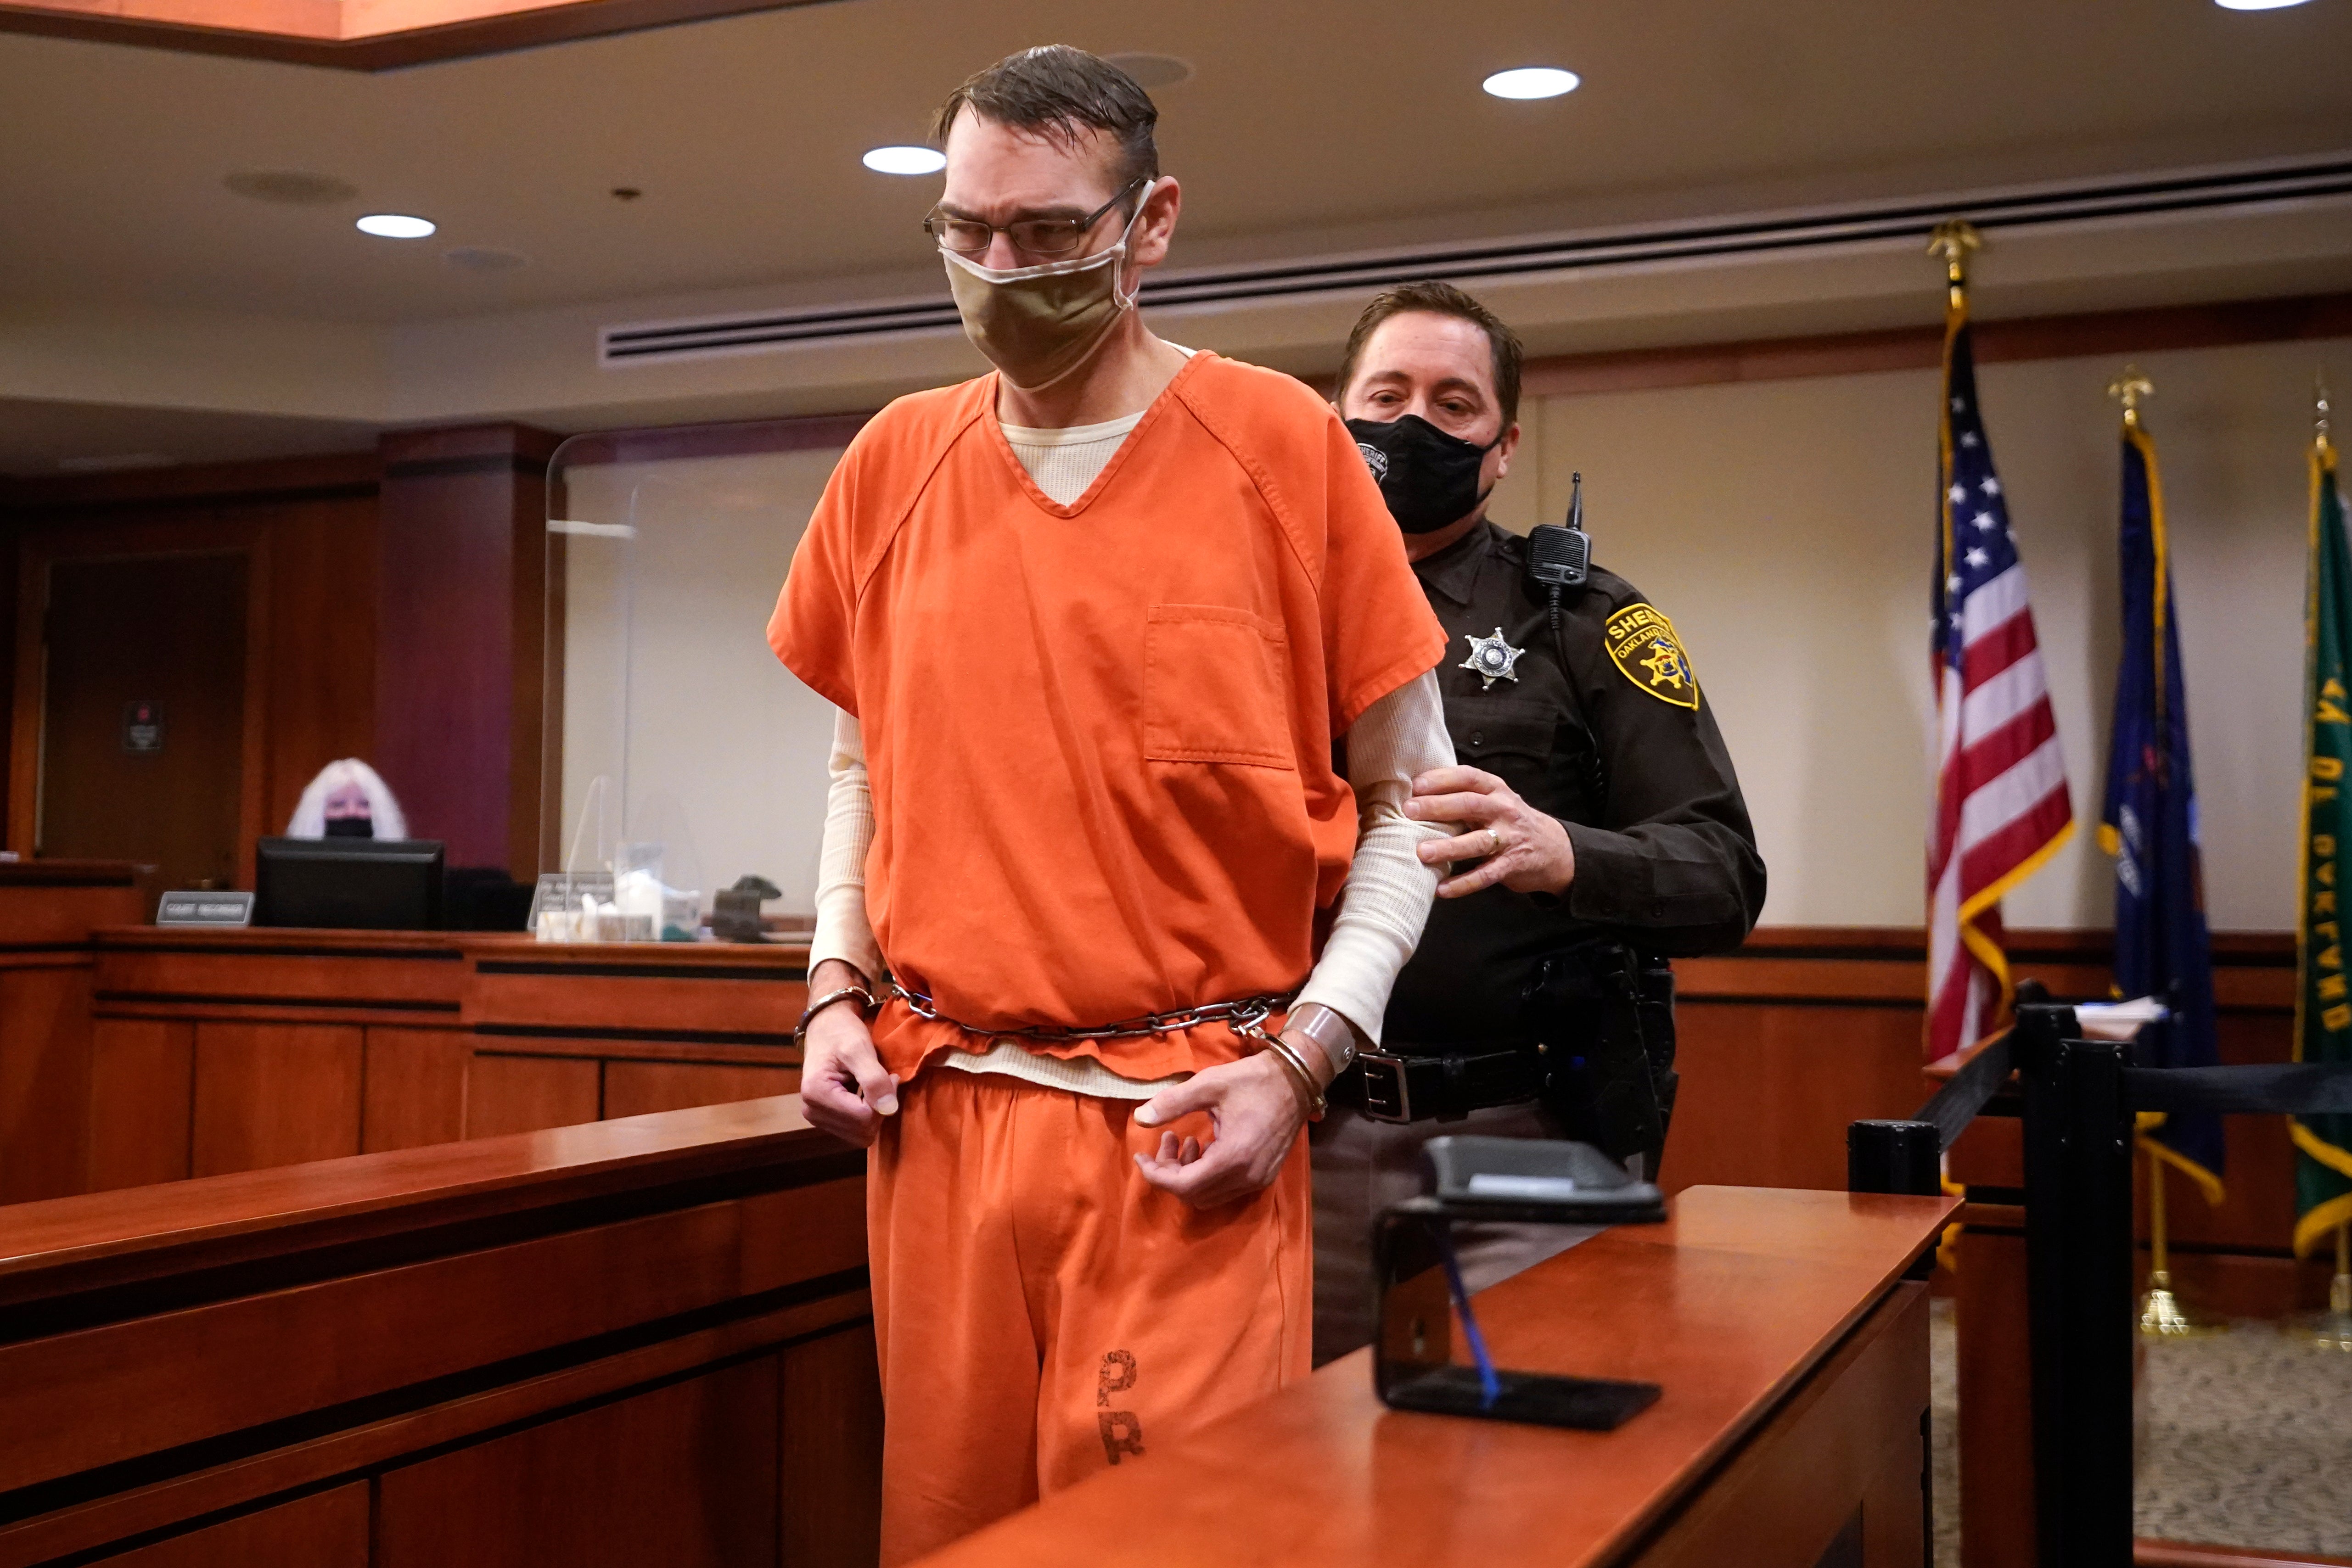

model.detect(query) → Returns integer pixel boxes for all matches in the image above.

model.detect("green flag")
[2296,434,2352,1258]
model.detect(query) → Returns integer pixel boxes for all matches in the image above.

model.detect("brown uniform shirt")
[1381,520,1766,1042]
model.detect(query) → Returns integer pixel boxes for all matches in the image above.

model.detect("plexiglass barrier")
[542,436,848,941]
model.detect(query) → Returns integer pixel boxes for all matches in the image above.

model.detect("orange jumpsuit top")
[768,352,1445,1083]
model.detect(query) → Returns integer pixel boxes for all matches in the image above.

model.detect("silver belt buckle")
[1357,1052,1411,1123]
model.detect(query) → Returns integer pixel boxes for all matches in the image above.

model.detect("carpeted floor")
[1931,1299,1961,1568]
[1930,1299,2352,1566]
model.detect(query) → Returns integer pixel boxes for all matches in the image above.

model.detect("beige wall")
[1504,334,2352,931]
[556,333,2351,930]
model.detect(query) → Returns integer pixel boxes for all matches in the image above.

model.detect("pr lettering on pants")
[1096,1349,1137,1406]
[1097,1411,1144,1465]
[1096,1350,1143,1464]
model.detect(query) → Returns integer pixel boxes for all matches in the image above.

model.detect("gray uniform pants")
[1308,1098,1599,1367]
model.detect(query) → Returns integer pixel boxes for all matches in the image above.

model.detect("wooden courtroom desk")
[82,927,809,1192]
[0,1094,880,1568]
[0,862,150,1204]
[924,1186,1957,1568]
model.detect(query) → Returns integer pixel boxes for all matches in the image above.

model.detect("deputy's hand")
[1131,1050,1308,1209]
[1406,765,1577,899]
[798,963,898,1147]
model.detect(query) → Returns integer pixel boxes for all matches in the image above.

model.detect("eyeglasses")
[924,178,1145,259]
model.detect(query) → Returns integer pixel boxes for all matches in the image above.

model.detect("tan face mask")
[943,180,1153,391]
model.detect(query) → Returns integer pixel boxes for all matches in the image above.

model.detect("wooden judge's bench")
[0,862,815,1204]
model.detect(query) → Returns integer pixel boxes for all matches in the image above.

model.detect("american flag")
[1927,312,2075,1062]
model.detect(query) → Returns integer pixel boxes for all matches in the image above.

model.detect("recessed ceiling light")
[1482,66,1581,100]
[1103,51,1193,89]
[2214,0,2312,8]
[862,145,946,176]
[356,213,435,239]
[224,170,356,207]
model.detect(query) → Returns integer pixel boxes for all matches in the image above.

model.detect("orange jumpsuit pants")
[867,1068,1312,1565]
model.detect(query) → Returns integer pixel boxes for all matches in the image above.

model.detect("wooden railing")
[0,1095,877,1568]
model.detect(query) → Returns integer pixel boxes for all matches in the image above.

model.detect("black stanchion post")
[1847,1119,1942,1196]
[2023,1030,2133,1568]
[2010,998,2076,1079]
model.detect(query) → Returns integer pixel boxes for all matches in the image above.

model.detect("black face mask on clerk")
[1346,413,1501,534]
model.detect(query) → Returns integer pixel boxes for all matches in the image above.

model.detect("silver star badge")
[1459,627,1524,689]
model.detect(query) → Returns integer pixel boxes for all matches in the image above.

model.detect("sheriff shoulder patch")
[1603,602,1700,710]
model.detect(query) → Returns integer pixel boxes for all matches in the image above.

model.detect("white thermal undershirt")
[999,411,1146,507]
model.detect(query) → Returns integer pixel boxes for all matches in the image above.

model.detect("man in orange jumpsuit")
[769,46,1453,1564]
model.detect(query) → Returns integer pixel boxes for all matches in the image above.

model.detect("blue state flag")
[2099,410,2226,1203]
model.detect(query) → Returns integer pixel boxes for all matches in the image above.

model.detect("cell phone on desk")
[1372,1137,1666,1431]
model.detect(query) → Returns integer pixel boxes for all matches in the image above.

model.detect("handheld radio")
[1527,471,1591,630]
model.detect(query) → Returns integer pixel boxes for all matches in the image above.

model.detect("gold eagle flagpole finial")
[2108,364,2155,431]
[1928,219,1980,309]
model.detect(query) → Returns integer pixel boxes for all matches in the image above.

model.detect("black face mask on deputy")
[1346,414,1499,535]
[323,817,374,839]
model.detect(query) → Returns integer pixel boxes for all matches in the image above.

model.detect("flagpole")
[2138,1141,2226,1335]
[2294,374,2352,1351]
[2104,367,2228,1337]
[2330,385,2348,1344]
[1928,218,1977,311]
[2299,1218,2352,1351]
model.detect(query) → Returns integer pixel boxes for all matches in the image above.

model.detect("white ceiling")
[2,0,2350,472]
[6,0,2351,321]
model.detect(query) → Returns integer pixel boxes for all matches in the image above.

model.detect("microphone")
[1527,472,1591,628]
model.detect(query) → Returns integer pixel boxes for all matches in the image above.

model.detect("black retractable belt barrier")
[2121,1063,2352,1116]
[2010,1012,2352,1568]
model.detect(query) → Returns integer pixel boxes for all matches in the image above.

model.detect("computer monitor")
[254,837,445,930]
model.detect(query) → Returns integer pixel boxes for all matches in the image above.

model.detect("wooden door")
[39,553,249,892]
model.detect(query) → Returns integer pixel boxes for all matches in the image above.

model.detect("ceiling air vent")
[600,153,2352,369]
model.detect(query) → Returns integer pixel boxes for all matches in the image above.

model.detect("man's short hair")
[1338,280,1525,430]
[931,46,1160,191]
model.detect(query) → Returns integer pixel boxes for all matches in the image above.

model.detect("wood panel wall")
[5,498,372,885]
[1669,926,2323,1305]
[375,426,557,879]
[0,426,558,886]
[61,918,2316,1280]
[0,864,154,1204]
[82,930,809,1193]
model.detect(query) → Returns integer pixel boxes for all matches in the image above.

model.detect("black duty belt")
[1331,1045,1546,1124]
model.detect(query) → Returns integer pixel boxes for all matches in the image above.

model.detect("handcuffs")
[794,977,1361,1118]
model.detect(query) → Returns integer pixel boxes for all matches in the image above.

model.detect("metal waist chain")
[888,980,1293,1044]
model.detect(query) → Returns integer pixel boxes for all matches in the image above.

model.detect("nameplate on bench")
[156,891,255,927]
